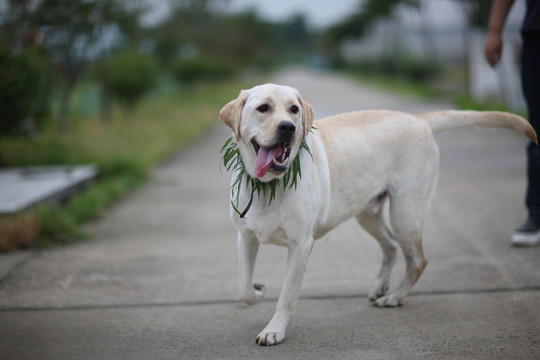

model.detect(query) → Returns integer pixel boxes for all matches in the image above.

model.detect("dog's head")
[219,84,315,182]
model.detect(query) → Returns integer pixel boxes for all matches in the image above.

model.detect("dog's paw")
[252,283,265,302]
[255,315,288,346]
[241,283,265,305]
[256,328,285,346]
[368,283,389,301]
[372,294,401,308]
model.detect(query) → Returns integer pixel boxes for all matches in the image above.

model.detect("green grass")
[0,79,251,251]
[346,69,528,119]
[345,71,446,100]
[453,94,528,118]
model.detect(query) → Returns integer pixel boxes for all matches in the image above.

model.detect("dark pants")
[522,32,540,222]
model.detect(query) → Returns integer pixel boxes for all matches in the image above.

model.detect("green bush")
[35,204,81,246]
[172,57,236,84]
[0,80,244,250]
[0,48,53,137]
[107,52,159,109]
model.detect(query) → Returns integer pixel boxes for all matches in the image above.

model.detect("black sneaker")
[511,217,540,247]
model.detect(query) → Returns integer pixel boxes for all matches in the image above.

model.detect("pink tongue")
[254,146,279,178]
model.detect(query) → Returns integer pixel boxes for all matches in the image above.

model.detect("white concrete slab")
[0,165,98,214]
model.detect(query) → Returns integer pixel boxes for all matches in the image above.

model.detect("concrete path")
[1,68,539,359]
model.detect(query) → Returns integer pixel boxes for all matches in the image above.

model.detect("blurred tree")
[277,14,311,62]
[151,1,296,72]
[106,51,158,114]
[327,0,419,42]
[0,0,54,140]
[30,0,139,132]
[323,0,420,64]
[152,0,217,68]
[323,12,370,65]
[172,57,235,84]
[0,48,53,139]
[456,0,492,29]
[211,11,279,69]
[1,0,31,52]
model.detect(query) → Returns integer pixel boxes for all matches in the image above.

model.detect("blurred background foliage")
[0,0,499,141]
[0,0,512,249]
[0,0,316,139]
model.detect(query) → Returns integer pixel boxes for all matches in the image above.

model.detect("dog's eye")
[290,105,299,114]
[257,104,269,113]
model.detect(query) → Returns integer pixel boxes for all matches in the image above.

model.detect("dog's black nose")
[277,121,296,142]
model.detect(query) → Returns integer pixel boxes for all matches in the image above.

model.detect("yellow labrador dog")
[219,83,537,346]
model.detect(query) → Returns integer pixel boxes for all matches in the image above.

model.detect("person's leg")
[513,32,540,246]
[526,142,540,221]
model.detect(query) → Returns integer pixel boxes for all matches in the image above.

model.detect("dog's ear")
[219,90,249,141]
[295,91,315,139]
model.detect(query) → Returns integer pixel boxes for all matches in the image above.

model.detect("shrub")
[0,80,244,250]
[172,57,236,84]
[34,204,81,247]
[107,52,159,110]
[0,48,53,138]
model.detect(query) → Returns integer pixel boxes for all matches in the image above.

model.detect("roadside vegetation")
[345,67,526,117]
[1,0,292,251]
[0,79,253,251]
[324,0,522,115]
[0,0,516,251]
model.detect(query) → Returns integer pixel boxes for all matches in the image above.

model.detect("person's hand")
[485,31,503,67]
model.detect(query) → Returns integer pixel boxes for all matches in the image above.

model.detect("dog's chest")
[250,217,290,246]
[238,206,293,247]
[255,225,289,246]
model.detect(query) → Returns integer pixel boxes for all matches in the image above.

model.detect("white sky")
[141,0,360,28]
[141,0,525,30]
[223,0,359,29]
[224,0,526,30]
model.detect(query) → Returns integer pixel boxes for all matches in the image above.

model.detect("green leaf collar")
[220,135,313,218]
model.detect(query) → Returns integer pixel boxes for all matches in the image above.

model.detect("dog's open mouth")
[251,139,291,179]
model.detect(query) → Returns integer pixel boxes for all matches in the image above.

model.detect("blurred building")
[341,0,526,111]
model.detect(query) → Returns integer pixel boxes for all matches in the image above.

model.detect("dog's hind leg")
[373,195,429,308]
[356,207,399,302]
[238,231,265,305]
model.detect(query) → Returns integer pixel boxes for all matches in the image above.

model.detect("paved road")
[1,68,539,359]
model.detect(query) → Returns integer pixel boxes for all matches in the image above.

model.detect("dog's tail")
[419,110,537,144]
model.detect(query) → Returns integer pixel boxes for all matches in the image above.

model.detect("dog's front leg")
[256,238,314,346]
[238,231,265,305]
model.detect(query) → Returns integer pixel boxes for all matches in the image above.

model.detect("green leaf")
[220,136,233,153]
[231,200,242,217]
[301,140,313,159]
[219,135,314,216]
[269,181,276,204]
